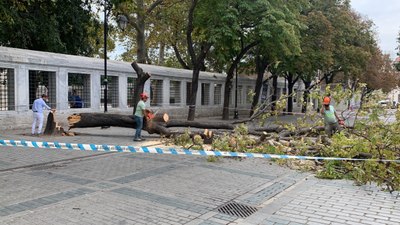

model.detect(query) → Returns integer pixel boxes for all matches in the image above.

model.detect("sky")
[351,0,400,59]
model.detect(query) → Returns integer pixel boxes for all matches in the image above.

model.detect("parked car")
[378,100,398,109]
[378,100,390,108]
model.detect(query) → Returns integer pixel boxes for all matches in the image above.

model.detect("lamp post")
[103,0,108,112]
[234,64,239,119]
[103,0,128,112]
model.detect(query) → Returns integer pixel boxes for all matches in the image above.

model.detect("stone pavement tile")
[0,188,95,218]
[375,220,399,225]
[262,215,291,224]
[198,220,226,225]
[0,146,104,171]
[287,222,304,225]
[119,160,280,208]
[274,212,307,224]
[185,219,206,225]
[27,170,96,185]
[307,217,331,224]
[0,172,79,206]
[241,175,400,225]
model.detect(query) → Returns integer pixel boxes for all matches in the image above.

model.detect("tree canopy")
[0,0,101,56]
[1,0,397,110]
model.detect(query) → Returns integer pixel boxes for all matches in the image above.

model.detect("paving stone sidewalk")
[0,127,399,225]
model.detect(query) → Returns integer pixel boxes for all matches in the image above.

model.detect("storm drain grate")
[217,201,258,218]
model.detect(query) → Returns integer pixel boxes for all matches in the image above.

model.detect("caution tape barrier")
[0,139,399,163]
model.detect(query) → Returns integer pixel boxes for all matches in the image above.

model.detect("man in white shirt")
[31,94,55,136]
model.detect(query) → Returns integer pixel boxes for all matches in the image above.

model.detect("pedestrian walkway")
[0,126,399,225]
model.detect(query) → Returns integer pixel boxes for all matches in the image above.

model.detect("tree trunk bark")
[131,62,151,113]
[158,42,165,65]
[271,74,278,111]
[67,112,172,137]
[287,73,298,113]
[279,126,324,137]
[250,55,269,116]
[222,75,232,120]
[221,41,258,120]
[165,120,234,130]
[302,80,311,113]
[43,112,65,136]
[187,68,200,121]
[136,0,147,64]
[185,0,212,121]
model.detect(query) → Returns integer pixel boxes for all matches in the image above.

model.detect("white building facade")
[0,47,258,129]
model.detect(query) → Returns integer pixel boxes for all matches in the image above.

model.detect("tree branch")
[186,0,198,67]
[146,0,164,14]
[172,43,190,69]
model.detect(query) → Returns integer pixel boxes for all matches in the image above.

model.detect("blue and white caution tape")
[0,139,399,163]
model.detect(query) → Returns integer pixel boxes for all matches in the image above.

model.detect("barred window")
[68,73,90,108]
[246,86,253,103]
[201,83,210,105]
[186,82,192,105]
[29,70,56,109]
[127,77,137,107]
[276,87,282,99]
[230,87,234,105]
[214,84,222,105]
[150,79,163,106]
[237,85,243,104]
[0,68,15,111]
[170,80,181,105]
[101,75,119,108]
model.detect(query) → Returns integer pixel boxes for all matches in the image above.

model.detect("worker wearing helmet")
[320,96,341,137]
[134,92,149,141]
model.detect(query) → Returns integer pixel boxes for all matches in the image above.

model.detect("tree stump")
[43,112,67,136]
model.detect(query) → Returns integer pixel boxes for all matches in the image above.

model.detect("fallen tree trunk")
[254,126,285,133]
[66,113,320,138]
[279,126,324,137]
[68,113,136,129]
[64,112,340,141]
[165,120,235,130]
[67,112,173,137]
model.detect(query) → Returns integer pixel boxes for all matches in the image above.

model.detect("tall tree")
[0,0,100,56]
[116,0,165,63]
[113,0,166,112]
[249,0,305,115]
[203,0,266,120]
[316,0,376,84]
[184,0,213,120]
[294,0,377,112]
[169,0,243,121]
[285,9,334,112]
[360,50,400,93]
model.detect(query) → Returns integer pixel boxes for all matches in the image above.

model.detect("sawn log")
[67,112,172,137]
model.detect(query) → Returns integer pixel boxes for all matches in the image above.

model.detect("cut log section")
[68,113,136,129]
